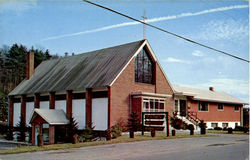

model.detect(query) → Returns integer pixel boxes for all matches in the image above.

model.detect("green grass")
[207,130,249,135]
[0,132,211,155]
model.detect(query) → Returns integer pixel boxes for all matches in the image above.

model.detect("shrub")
[79,122,95,142]
[234,126,249,133]
[110,124,122,139]
[188,124,194,130]
[243,126,249,133]
[116,118,127,132]
[234,126,244,131]
[228,127,233,134]
[0,121,8,134]
[223,127,228,131]
[170,117,188,130]
[198,120,206,129]
[214,127,222,130]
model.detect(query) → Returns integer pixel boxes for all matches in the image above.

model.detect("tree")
[0,44,54,122]
[127,112,141,132]
[15,117,27,142]
[66,117,79,143]
[0,89,8,121]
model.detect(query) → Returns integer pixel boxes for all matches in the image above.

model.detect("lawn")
[0,132,210,155]
[207,130,249,135]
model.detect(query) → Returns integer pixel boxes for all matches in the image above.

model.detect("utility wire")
[83,0,249,63]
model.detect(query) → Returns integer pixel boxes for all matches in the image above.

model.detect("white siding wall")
[13,103,21,127]
[55,100,66,113]
[40,101,49,109]
[206,121,241,129]
[26,102,34,126]
[72,99,86,129]
[92,98,108,131]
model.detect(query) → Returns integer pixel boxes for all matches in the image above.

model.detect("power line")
[83,0,249,63]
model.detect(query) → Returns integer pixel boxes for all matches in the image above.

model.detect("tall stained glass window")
[135,48,154,84]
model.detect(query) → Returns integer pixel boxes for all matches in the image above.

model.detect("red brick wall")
[110,57,174,127]
[155,63,175,116]
[189,100,242,122]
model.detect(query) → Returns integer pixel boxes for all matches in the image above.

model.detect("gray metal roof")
[30,109,69,125]
[173,85,246,105]
[9,40,145,95]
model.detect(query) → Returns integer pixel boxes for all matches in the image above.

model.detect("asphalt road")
[0,134,249,160]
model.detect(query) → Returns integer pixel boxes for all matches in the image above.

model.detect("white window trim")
[142,98,165,112]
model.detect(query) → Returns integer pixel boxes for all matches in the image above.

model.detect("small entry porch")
[174,99,201,128]
[29,109,69,146]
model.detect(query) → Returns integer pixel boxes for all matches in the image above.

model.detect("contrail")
[41,5,248,41]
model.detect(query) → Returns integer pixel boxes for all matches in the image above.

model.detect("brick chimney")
[209,87,214,91]
[27,51,34,79]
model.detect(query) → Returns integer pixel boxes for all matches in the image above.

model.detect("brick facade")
[188,100,242,124]
[110,57,174,127]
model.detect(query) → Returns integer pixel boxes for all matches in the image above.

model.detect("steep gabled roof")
[9,40,145,95]
[29,109,69,125]
[173,85,246,105]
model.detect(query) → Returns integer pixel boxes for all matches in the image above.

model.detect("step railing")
[173,111,201,127]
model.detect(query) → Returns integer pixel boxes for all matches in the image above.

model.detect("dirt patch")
[235,139,248,142]
[206,143,234,147]
[47,151,73,154]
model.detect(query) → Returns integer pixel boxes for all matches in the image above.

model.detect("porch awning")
[131,92,172,98]
[29,109,69,125]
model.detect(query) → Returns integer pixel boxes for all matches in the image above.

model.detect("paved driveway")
[0,134,249,160]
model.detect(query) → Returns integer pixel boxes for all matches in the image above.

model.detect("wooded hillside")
[0,44,56,122]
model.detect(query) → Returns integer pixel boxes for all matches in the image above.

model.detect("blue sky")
[0,0,249,104]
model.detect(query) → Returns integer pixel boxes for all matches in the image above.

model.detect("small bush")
[234,126,244,131]
[228,127,233,134]
[110,124,122,139]
[243,126,249,133]
[170,117,188,130]
[79,122,95,142]
[116,118,127,132]
[234,126,249,133]
[0,122,8,134]
[188,124,194,130]
[198,120,206,129]
[222,127,228,131]
[214,127,222,130]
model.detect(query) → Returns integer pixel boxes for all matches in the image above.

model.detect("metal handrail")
[173,111,201,126]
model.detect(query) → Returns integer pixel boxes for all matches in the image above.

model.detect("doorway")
[180,100,186,116]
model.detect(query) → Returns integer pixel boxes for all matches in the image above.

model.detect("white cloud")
[196,19,248,41]
[41,5,248,41]
[0,0,37,12]
[163,57,191,64]
[196,78,249,102]
[192,50,204,57]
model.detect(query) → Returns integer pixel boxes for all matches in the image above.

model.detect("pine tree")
[66,117,78,143]
[127,112,140,132]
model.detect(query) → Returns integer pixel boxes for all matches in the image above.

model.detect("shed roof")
[30,109,69,125]
[9,40,145,95]
[173,85,246,105]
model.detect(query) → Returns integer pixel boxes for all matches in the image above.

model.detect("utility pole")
[141,10,147,40]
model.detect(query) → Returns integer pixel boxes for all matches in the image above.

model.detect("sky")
[0,0,249,105]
